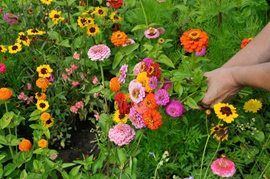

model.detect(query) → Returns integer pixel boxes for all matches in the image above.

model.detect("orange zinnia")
[143,93,158,109]
[110,77,120,92]
[240,37,253,49]
[38,139,48,148]
[40,112,51,121]
[19,139,32,152]
[0,87,12,100]
[36,78,50,89]
[143,109,163,130]
[111,30,128,46]
[180,29,208,53]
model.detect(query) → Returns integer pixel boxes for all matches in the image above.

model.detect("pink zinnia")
[73,51,80,60]
[144,27,160,39]
[211,157,236,178]
[87,44,111,61]
[155,89,170,106]
[122,38,135,47]
[70,106,78,113]
[165,100,184,118]
[162,78,172,90]
[196,47,206,56]
[0,63,6,73]
[108,124,135,146]
[3,13,19,25]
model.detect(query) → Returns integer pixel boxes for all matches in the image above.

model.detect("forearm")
[232,62,270,91]
[222,22,270,68]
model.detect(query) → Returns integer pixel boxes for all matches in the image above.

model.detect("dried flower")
[0,88,13,100]
[87,44,111,61]
[19,139,32,152]
[108,124,135,146]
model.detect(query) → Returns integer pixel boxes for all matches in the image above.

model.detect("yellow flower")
[113,110,128,124]
[82,10,95,16]
[110,12,122,23]
[86,23,100,36]
[44,117,54,128]
[40,0,53,5]
[214,102,238,123]
[243,99,262,113]
[8,43,22,54]
[77,16,94,28]
[27,28,46,35]
[49,10,64,25]
[136,72,152,93]
[0,45,7,53]
[16,32,31,46]
[36,64,53,78]
[35,92,47,100]
[38,139,48,148]
[211,124,228,141]
[93,7,106,17]
[36,100,49,111]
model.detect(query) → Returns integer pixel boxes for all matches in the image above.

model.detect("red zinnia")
[108,0,123,8]
[143,109,163,130]
[146,63,161,78]
[240,37,253,49]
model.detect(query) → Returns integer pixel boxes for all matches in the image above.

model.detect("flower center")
[54,14,60,19]
[39,103,46,108]
[220,106,232,116]
[31,29,39,33]
[147,66,155,75]
[12,45,18,50]
[41,68,47,74]
[132,89,139,98]
[188,32,200,40]
[116,33,123,38]
[20,35,28,41]
[89,27,96,33]
[93,47,102,53]
[148,28,157,36]
[218,159,228,168]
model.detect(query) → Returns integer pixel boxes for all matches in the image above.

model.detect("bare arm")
[222,22,270,68]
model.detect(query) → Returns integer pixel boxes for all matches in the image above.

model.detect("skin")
[201,22,270,108]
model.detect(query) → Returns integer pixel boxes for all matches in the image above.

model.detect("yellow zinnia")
[38,139,48,148]
[214,102,238,123]
[8,43,22,54]
[243,99,262,113]
[113,110,128,124]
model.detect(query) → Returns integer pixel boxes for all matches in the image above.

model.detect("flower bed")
[0,0,270,178]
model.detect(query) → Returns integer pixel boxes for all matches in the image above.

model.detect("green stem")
[5,102,14,159]
[259,159,270,179]
[99,61,109,114]
[200,134,211,179]
[190,51,196,71]
[203,141,221,179]
[139,0,148,27]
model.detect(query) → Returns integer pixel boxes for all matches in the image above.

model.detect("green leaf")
[117,148,127,166]
[47,31,62,41]
[57,39,71,48]
[186,97,199,109]
[30,124,43,130]
[121,43,139,56]
[61,163,77,169]
[0,112,14,129]
[30,109,42,117]
[88,85,103,94]
[254,131,265,142]
[69,165,81,176]
[131,24,148,32]
[3,163,16,177]
[112,51,124,69]
[156,54,175,68]
[73,36,84,49]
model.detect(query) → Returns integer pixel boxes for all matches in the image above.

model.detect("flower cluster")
[108,58,185,146]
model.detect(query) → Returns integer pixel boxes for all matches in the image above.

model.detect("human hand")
[201,67,242,108]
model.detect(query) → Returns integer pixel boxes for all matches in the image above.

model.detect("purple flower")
[108,124,135,146]
[196,47,206,56]
[0,63,6,73]
[162,78,172,90]
[3,13,19,25]
[142,58,153,69]
[128,107,146,129]
[148,76,158,90]
[166,100,184,118]
[46,73,55,82]
[122,38,135,47]
[87,44,111,61]
[144,27,160,39]
[118,64,128,83]
[129,80,145,103]
[133,62,142,75]
[155,89,170,106]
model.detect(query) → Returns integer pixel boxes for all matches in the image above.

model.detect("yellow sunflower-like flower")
[49,10,64,25]
[211,124,228,141]
[35,92,47,100]
[243,99,262,113]
[40,0,53,5]
[93,7,106,17]
[16,32,31,46]
[82,10,95,16]
[8,43,22,54]
[44,117,54,128]
[110,12,122,23]
[86,23,100,36]
[36,64,53,78]
[0,45,7,53]
[27,28,46,35]
[77,16,94,28]
[38,139,48,148]
[36,100,49,111]
[214,102,238,123]
[113,109,128,124]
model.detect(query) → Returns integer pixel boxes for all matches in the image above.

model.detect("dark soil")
[57,120,99,162]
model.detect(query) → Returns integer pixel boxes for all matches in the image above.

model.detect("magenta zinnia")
[165,100,184,118]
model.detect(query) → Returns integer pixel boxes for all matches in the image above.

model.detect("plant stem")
[139,0,148,27]
[259,159,270,179]
[203,141,221,179]
[200,134,211,179]
[99,61,109,114]
[5,102,14,159]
